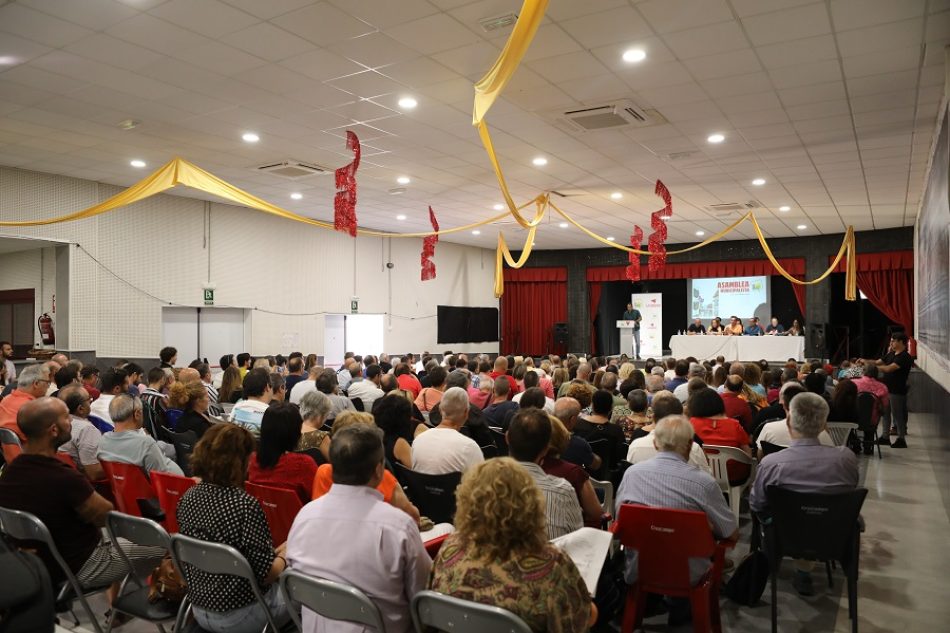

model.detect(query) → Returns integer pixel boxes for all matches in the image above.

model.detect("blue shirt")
[743,325,764,336]
[750,438,858,513]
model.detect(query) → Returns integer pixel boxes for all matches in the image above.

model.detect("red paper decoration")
[421,206,440,281]
[333,130,361,237]
[648,179,672,273]
[625,226,643,282]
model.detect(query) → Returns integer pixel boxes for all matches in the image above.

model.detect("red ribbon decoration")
[648,179,672,273]
[625,226,643,281]
[333,131,361,237]
[421,206,440,281]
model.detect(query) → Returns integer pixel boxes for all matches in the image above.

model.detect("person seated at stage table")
[725,316,744,335]
[743,317,765,336]
[708,317,725,334]
[686,318,706,335]
[787,319,803,336]
[765,317,785,335]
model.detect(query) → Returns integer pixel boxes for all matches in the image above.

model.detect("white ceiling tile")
[637,0,734,34]
[778,81,847,107]
[63,33,167,72]
[841,46,923,78]
[617,60,695,91]
[636,82,709,108]
[172,41,268,76]
[386,14,482,55]
[377,57,460,89]
[846,69,919,96]
[545,0,626,21]
[683,48,762,80]
[755,34,839,70]
[0,3,92,47]
[661,20,749,59]
[528,51,610,84]
[837,18,925,57]
[106,14,209,55]
[430,41,501,78]
[327,0,438,29]
[768,59,842,89]
[325,69,407,99]
[558,74,630,104]
[741,2,832,46]
[786,100,851,120]
[830,0,926,30]
[559,6,655,48]
[218,0,316,20]
[716,91,783,115]
[329,32,420,69]
[731,0,826,18]
[700,72,774,99]
[279,48,366,83]
[0,64,88,95]
[271,3,377,47]
[219,22,316,62]
[148,0,260,38]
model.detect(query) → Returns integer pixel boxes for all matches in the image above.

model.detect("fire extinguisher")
[38,313,55,346]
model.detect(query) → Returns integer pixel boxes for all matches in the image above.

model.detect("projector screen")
[689,276,770,322]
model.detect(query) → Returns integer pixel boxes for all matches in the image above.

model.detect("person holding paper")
[429,458,597,633]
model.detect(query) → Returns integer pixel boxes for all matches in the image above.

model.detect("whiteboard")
[345,314,385,360]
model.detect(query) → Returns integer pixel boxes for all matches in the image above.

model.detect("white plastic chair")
[825,422,860,448]
[702,445,755,521]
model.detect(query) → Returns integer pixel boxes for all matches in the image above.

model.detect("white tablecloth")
[669,335,804,361]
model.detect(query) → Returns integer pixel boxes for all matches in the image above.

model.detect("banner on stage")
[632,293,663,358]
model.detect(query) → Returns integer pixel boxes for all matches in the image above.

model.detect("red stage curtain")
[831,250,914,338]
[589,282,603,352]
[502,267,567,355]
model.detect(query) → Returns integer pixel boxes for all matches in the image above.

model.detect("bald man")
[177,367,200,384]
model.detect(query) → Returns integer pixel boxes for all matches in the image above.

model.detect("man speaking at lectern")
[622,302,643,359]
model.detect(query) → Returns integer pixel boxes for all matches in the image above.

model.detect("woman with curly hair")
[429,458,596,633]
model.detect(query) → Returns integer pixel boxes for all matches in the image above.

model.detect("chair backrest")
[170,534,282,632]
[55,452,78,469]
[279,569,386,632]
[825,422,859,447]
[151,471,197,533]
[393,464,461,525]
[106,511,171,550]
[164,429,198,477]
[244,481,304,544]
[765,486,868,562]
[855,392,877,430]
[0,506,84,596]
[479,444,498,459]
[488,426,508,456]
[350,397,365,412]
[87,415,114,434]
[590,478,614,516]
[0,427,23,464]
[759,441,786,456]
[99,459,157,518]
[164,408,184,430]
[411,590,533,633]
[702,445,753,487]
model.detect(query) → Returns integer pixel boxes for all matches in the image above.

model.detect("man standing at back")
[288,424,431,633]
[862,332,913,448]
[0,364,51,441]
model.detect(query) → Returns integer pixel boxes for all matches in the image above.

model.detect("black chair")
[351,397,365,412]
[762,486,868,633]
[394,463,462,524]
[856,392,882,458]
[586,438,610,479]
[161,429,198,477]
[488,426,508,456]
[760,441,786,456]
[479,444,498,459]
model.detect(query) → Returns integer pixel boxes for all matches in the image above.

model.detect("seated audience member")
[0,398,163,604]
[282,356,307,397]
[218,365,244,404]
[373,393,417,469]
[268,373,286,403]
[489,356,519,398]
[600,372,625,408]
[573,389,626,470]
[558,363,596,400]
[139,367,171,428]
[687,388,752,456]
[296,390,332,458]
[554,397,601,473]
[851,363,889,437]
[196,363,225,417]
[429,458,595,633]
[756,383,834,457]
[507,408,583,539]
[483,376,519,429]
[743,317,765,336]
[346,364,385,411]
[169,380,214,439]
[247,403,318,503]
[616,416,737,613]
[309,412,420,524]
[615,389,652,442]
[627,394,710,473]
[411,388,483,475]
[829,378,859,423]
[744,363,767,398]
[178,367,201,385]
[765,317,785,335]
[426,372,493,447]
[804,371,832,404]
[97,394,183,477]
[57,385,105,480]
[664,360,689,392]
[721,375,754,432]
[673,364,706,403]
[52,365,80,398]
[751,392,859,595]
[313,370,355,420]
[414,365,447,413]
[177,424,290,633]
[289,424,429,633]
[0,364,51,440]
[394,363,423,398]
[288,365,321,404]
[80,366,102,400]
[512,371,555,413]
[229,368,273,436]
[764,368,789,405]
[542,416,604,528]
[755,370,799,425]
[686,318,706,335]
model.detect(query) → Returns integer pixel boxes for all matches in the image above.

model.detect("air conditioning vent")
[556,100,665,132]
[706,201,760,214]
[479,13,518,32]
[255,160,331,179]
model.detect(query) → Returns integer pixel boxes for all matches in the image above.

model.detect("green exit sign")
[203,289,214,305]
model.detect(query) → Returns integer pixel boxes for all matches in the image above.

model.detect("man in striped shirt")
[508,408,583,539]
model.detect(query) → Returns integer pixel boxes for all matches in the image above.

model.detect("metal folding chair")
[410,590,533,633]
[279,569,386,632]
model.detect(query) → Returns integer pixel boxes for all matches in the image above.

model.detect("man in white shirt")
[756,383,834,458]
[346,364,385,412]
[89,367,130,424]
[411,387,483,475]
[289,365,321,404]
[57,385,105,481]
[288,424,431,633]
[626,394,711,473]
[229,368,272,436]
[673,364,706,403]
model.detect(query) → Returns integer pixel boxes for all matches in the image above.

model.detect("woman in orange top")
[311,411,421,525]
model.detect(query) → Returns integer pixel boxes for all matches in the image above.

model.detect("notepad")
[551,527,613,595]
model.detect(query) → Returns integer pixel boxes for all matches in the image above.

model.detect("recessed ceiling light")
[607,236,616,242]
[610,192,623,200]
[117,119,140,130]
[129,159,146,168]
[242,132,260,143]
[797,224,807,230]
[396,176,411,185]
[290,192,303,200]
[0,56,20,66]
[532,156,548,166]
[779,205,791,212]
[696,230,705,236]
[493,203,505,211]
[707,133,725,144]
[396,214,407,221]
[659,213,672,220]
[751,178,766,186]
[397,96,417,109]
[622,48,647,63]
[472,230,481,235]
[558,222,568,228]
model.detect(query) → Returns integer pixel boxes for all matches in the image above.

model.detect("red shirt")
[489,371,519,399]
[0,390,36,441]
[396,373,422,398]
[247,451,318,504]
[720,391,753,432]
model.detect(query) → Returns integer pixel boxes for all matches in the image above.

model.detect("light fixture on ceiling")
[396,176,411,184]
[396,214,407,220]
[129,159,146,168]
[707,133,725,144]
[532,156,548,166]
[242,132,260,143]
[290,192,303,200]
[696,230,705,236]
[472,230,481,235]
[622,48,646,63]
[118,119,141,130]
[751,178,766,186]
[659,212,672,220]
[397,96,417,110]
[610,192,623,200]
[493,203,505,211]
[0,56,20,66]
[797,224,807,230]
[607,236,616,242]
[779,205,791,212]
[558,222,568,228]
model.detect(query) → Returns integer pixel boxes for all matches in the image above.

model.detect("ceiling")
[0,0,946,250]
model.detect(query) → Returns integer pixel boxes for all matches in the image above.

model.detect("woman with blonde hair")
[429,458,596,632]
[169,380,214,438]
[617,362,636,382]
[551,367,570,395]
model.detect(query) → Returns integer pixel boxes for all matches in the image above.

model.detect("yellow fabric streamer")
[493,196,548,296]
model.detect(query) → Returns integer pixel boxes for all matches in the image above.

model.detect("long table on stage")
[669,334,805,361]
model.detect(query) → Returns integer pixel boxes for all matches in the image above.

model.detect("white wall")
[0,166,499,358]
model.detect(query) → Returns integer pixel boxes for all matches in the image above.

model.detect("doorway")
[161,307,248,366]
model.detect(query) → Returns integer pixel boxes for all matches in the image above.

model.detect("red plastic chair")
[151,471,197,534]
[0,427,23,465]
[423,533,449,560]
[245,481,303,544]
[612,504,734,633]
[56,452,78,469]
[99,460,159,519]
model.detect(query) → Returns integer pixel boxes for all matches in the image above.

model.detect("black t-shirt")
[687,323,706,334]
[882,351,913,395]
[574,418,626,468]
[0,454,98,582]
